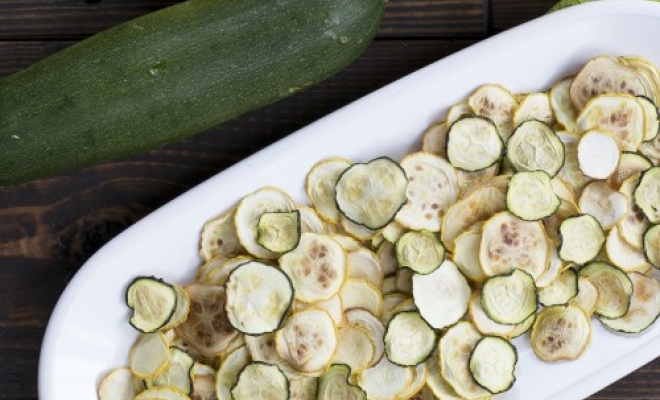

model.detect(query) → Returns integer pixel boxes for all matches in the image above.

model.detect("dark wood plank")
[490,0,557,33]
[0,0,487,39]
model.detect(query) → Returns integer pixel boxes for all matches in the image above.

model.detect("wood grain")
[0,0,487,39]
[490,0,557,32]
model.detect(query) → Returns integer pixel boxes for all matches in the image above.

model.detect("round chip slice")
[538,269,579,307]
[335,157,408,230]
[439,322,491,399]
[129,332,170,379]
[507,171,561,221]
[600,273,660,334]
[344,308,386,368]
[480,212,550,281]
[126,277,178,333]
[606,226,651,273]
[334,326,376,374]
[453,228,488,283]
[576,93,645,151]
[446,116,504,172]
[469,336,517,394]
[279,233,347,303]
[275,308,338,375]
[447,101,473,126]
[577,130,621,179]
[558,214,605,264]
[638,95,660,142]
[634,166,660,223]
[357,356,412,400]
[422,121,448,158]
[384,311,436,366]
[506,120,565,176]
[150,347,195,394]
[579,181,628,230]
[305,158,352,224]
[234,187,297,259]
[481,269,537,325]
[468,84,519,140]
[340,216,378,241]
[609,152,653,189]
[244,333,298,378]
[513,92,556,127]
[530,305,592,362]
[644,225,660,268]
[216,345,250,400]
[570,55,647,111]
[290,376,318,400]
[570,276,600,316]
[340,279,383,317]
[348,247,384,289]
[257,211,301,254]
[199,207,245,260]
[579,261,633,319]
[396,152,459,231]
[225,261,294,335]
[412,260,471,329]
[317,364,366,400]
[133,386,192,400]
[175,283,238,356]
[396,230,445,275]
[618,173,650,249]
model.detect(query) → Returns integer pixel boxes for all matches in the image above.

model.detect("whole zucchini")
[0,0,384,186]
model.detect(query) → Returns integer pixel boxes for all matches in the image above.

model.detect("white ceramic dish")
[39,1,660,399]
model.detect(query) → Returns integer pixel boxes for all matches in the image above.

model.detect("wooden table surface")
[0,0,659,399]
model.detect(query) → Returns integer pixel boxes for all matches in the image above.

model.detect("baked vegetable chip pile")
[100,54,660,400]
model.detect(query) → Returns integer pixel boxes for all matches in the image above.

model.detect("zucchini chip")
[98,367,136,400]
[639,128,660,162]
[397,362,428,399]
[543,196,580,246]
[195,255,228,283]
[215,345,250,400]
[329,233,360,252]
[292,295,343,326]
[439,322,490,399]
[397,152,459,231]
[225,262,294,335]
[305,158,352,224]
[344,308,386,367]
[606,226,651,273]
[340,279,383,317]
[530,305,591,362]
[191,368,215,400]
[426,354,477,400]
[538,269,578,307]
[395,230,445,275]
[381,293,411,324]
[257,211,301,254]
[535,245,564,288]
[377,241,397,277]
[600,273,660,334]
[469,336,517,394]
[634,166,660,223]
[507,171,561,221]
[456,164,500,191]
[638,96,660,142]
[513,92,556,127]
[577,94,645,151]
[570,55,647,111]
[577,130,621,179]
[609,152,653,189]
[175,283,238,356]
[234,187,297,259]
[396,266,414,295]
[412,261,471,329]
[422,121,448,158]
[275,308,338,375]
[150,347,195,394]
[479,212,550,281]
[481,269,537,325]
[279,233,347,303]
[441,177,509,251]
[348,248,384,289]
[334,326,376,374]
[506,120,564,176]
[130,332,170,379]
[382,221,407,244]
[453,228,488,283]
[468,84,519,140]
[199,207,245,260]
[447,101,473,126]
[133,386,191,400]
[317,364,366,400]
[335,157,408,230]
[230,362,289,400]
[469,291,535,339]
[357,357,413,400]
[644,225,660,268]
[446,116,504,172]
[623,56,660,105]
[570,276,600,316]
[579,261,633,319]
[384,311,436,366]
[579,181,628,230]
[550,77,578,133]
[556,132,591,196]
[126,277,178,333]
[340,217,378,241]
[558,214,605,264]
[618,173,651,249]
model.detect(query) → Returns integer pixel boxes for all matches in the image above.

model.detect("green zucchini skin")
[0,0,384,186]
